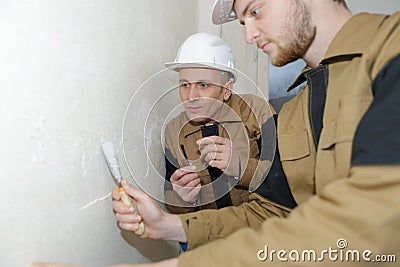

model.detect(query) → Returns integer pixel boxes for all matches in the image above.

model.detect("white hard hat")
[165,32,238,82]
[212,0,237,25]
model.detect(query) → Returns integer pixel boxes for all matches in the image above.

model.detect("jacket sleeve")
[165,192,199,214]
[179,193,291,250]
[178,52,400,266]
[179,166,400,266]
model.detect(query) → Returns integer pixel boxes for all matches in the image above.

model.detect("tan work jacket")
[164,94,273,213]
[178,12,400,266]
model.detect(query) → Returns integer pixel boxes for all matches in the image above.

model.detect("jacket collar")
[288,13,388,91]
[324,12,388,59]
[180,95,243,138]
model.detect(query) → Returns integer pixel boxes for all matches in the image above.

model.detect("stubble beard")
[271,0,316,67]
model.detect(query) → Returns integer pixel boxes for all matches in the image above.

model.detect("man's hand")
[112,179,164,239]
[170,165,201,203]
[197,136,240,177]
[112,179,187,242]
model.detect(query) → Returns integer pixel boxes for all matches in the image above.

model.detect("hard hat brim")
[212,0,237,25]
[164,62,237,82]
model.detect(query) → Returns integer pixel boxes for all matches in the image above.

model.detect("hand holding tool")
[100,141,145,236]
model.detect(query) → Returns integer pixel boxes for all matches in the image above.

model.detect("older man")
[163,32,274,214]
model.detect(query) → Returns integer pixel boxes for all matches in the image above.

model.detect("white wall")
[347,0,400,14]
[0,1,198,266]
[198,0,221,35]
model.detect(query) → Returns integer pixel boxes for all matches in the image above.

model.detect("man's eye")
[180,82,190,88]
[252,8,259,16]
[200,82,209,88]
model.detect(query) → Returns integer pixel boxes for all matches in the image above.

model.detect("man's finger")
[112,199,135,214]
[184,178,201,188]
[209,160,224,170]
[115,213,142,223]
[121,179,149,203]
[180,172,200,185]
[197,136,229,146]
[204,151,218,162]
[112,186,121,201]
[171,166,197,181]
[119,221,143,233]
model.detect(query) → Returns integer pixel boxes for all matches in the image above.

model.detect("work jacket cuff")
[179,213,211,250]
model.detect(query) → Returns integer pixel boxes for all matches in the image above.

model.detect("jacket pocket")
[319,97,372,149]
[279,129,310,161]
[278,129,315,204]
[318,97,372,181]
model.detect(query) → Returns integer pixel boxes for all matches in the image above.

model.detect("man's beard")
[272,0,316,66]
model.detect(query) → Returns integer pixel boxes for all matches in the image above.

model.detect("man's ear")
[223,79,233,101]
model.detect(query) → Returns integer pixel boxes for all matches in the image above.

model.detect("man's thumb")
[121,179,145,202]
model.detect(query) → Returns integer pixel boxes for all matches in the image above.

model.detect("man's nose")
[245,22,260,44]
[188,84,200,101]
